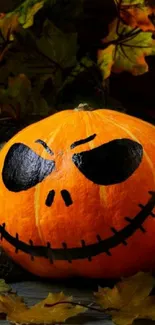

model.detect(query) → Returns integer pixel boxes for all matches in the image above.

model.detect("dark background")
[0,0,155,125]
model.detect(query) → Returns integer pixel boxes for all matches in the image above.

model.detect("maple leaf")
[0,28,63,115]
[0,293,27,316]
[13,0,56,30]
[117,0,155,31]
[114,0,143,4]
[0,13,20,41]
[0,74,31,119]
[59,57,95,90]
[98,44,115,79]
[0,0,51,41]
[94,272,155,325]
[20,1,44,29]
[5,291,86,324]
[36,19,78,69]
[0,73,52,119]
[0,280,11,293]
[97,18,155,78]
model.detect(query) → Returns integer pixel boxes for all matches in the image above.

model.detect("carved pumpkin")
[0,104,154,279]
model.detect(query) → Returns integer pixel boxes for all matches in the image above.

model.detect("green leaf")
[36,19,78,69]
[59,57,95,89]
[19,1,44,29]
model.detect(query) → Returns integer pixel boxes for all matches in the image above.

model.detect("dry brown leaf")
[94,272,155,325]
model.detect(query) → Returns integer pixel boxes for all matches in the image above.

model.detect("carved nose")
[45,190,55,207]
[61,190,73,207]
[45,189,73,207]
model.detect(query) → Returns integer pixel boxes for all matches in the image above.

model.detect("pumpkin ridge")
[1,191,155,262]
[34,126,62,245]
[99,108,155,130]
[83,113,107,205]
[34,137,50,243]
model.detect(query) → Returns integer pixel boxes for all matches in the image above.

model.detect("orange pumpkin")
[0,104,154,279]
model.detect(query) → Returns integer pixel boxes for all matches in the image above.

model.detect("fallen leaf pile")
[0,0,154,118]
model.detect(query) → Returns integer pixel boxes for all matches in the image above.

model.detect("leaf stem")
[44,300,119,313]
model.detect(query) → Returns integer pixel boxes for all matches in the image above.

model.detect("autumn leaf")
[118,0,155,31]
[36,19,78,69]
[8,0,50,30]
[18,0,44,29]
[0,73,52,119]
[58,56,95,90]
[0,280,11,293]
[94,272,155,325]
[7,74,31,98]
[5,292,86,324]
[0,293,27,316]
[98,45,115,79]
[114,0,143,4]
[0,28,63,114]
[97,18,155,78]
[121,7,155,31]
[0,74,31,119]
[0,0,51,41]
[0,13,20,41]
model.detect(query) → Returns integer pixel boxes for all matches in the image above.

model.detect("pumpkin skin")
[0,106,154,279]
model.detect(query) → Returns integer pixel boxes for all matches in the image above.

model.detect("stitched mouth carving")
[0,191,155,263]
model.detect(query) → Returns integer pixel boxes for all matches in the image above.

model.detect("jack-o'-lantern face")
[0,106,155,279]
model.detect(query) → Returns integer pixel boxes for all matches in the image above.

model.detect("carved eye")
[72,138,143,185]
[2,143,55,192]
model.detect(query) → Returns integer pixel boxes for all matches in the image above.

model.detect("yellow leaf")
[98,18,155,78]
[94,272,155,325]
[0,293,27,315]
[8,292,87,324]
[0,279,11,293]
[137,296,155,319]
[0,0,45,41]
[115,0,144,4]
[97,44,115,79]
[22,1,44,29]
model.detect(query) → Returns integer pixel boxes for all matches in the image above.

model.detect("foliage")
[94,271,155,325]
[0,288,87,324]
[0,0,155,118]
[98,19,155,78]
[1,272,155,324]
[0,279,11,293]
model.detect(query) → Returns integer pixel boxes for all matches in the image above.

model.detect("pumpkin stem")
[74,103,94,111]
